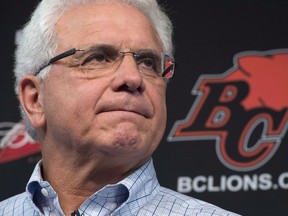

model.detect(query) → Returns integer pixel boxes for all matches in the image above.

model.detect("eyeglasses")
[36,44,175,79]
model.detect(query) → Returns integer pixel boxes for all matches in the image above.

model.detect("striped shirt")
[0,159,240,215]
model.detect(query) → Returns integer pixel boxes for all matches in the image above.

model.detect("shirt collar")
[26,158,159,214]
[119,158,159,203]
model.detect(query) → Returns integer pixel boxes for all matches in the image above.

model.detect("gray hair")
[14,0,174,140]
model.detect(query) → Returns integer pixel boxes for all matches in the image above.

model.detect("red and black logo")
[0,122,40,163]
[168,49,288,171]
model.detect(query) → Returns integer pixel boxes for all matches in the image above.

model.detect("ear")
[18,76,45,129]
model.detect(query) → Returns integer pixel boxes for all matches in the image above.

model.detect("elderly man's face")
[40,2,167,161]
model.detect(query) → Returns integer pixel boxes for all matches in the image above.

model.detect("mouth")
[98,107,151,119]
[96,97,153,119]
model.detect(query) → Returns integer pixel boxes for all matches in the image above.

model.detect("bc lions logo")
[168,49,288,171]
[0,122,40,163]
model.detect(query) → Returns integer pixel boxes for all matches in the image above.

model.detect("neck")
[41,149,148,215]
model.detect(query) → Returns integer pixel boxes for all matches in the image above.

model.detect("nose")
[111,53,146,93]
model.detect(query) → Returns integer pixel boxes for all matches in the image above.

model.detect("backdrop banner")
[1,1,287,215]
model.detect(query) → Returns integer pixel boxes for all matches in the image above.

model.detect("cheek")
[151,82,167,116]
[149,82,167,136]
[43,76,104,129]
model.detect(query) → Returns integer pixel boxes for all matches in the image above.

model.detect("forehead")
[55,2,163,52]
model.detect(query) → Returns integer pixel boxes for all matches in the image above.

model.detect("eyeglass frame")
[35,48,175,79]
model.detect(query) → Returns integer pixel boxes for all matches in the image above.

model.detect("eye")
[140,58,157,69]
[81,52,111,66]
[135,52,160,72]
[92,53,107,62]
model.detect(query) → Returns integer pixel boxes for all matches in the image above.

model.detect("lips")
[96,98,152,118]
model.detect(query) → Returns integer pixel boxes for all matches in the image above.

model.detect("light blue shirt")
[0,159,240,215]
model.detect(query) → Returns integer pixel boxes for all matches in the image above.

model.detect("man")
[0,0,240,215]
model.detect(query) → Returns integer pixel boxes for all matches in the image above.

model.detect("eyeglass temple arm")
[48,48,78,65]
[162,63,175,78]
[36,48,79,75]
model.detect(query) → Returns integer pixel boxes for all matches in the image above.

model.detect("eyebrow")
[76,44,118,58]
[77,44,161,58]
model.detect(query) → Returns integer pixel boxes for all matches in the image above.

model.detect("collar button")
[41,188,49,197]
